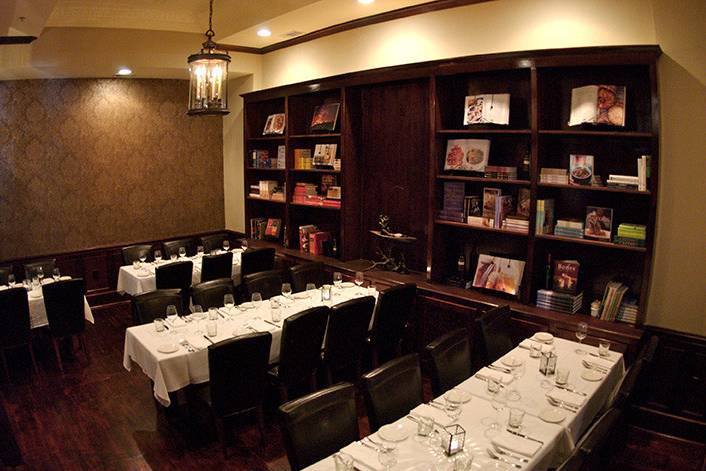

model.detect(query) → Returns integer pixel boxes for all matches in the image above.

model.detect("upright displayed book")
[584,206,613,241]
[310,103,340,132]
[495,195,514,229]
[439,182,465,222]
[444,139,490,172]
[599,281,630,321]
[264,218,282,239]
[569,154,594,185]
[309,231,331,255]
[249,218,267,239]
[277,145,286,169]
[463,195,482,221]
[463,94,510,125]
[294,148,313,169]
[472,254,525,296]
[553,259,580,293]
[313,144,337,167]
[569,85,626,127]
[262,113,285,135]
[482,188,502,218]
[298,225,318,252]
[535,199,555,234]
[517,188,530,218]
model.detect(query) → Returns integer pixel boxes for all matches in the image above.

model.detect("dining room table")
[116,250,243,296]
[123,282,378,406]
[304,334,625,471]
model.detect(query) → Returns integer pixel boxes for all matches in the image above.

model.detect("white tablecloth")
[116,251,242,296]
[305,337,625,471]
[123,285,377,406]
[3,280,96,329]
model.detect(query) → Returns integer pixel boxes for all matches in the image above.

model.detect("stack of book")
[468,215,493,227]
[294,149,313,169]
[554,219,584,238]
[292,182,318,204]
[535,199,555,234]
[484,166,518,180]
[438,182,465,222]
[616,299,638,325]
[615,223,646,247]
[536,289,583,314]
[599,281,629,321]
[250,149,276,168]
[249,218,268,239]
[248,184,260,198]
[540,168,569,184]
[502,216,529,233]
[607,174,639,190]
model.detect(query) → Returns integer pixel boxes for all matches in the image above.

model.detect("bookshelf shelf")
[535,233,647,252]
[289,133,341,139]
[538,130,653,138]
[438,175,530,185]
[290,168,340,174]
[437,129,531,135]
[435,219,529,237]
[247,136,286,141]
[290,202,341,211]
[246,197,286,204]
[245,167,286,172]
[537,182,650,195]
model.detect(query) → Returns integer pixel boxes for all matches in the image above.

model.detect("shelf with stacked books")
[535,233,647,252]
[247,136,286,141]
[289,133,341,139]
[290,201,341,211]
[246,196,286,204]
[246,167,286,172]
[537,182,650,195]
[435,219,528,237]
[438,175,530,185]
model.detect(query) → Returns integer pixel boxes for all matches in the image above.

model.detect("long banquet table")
[123,284,378,406]
[116,250,242,296]
[306,337,625,471]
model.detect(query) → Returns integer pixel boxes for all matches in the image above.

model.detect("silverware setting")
[506,428,544,445]
[178,339,199,352]
[582,360,609,373]
[546,396,579,412]
[486,448,523,468]
[488,364,512,374]
[493,444,530,463]
[475,374,506,387]
[202,335,214,345]
[589,352,615,362]
[262,319,281,328]
[358,440,378,452]
[553,384,587,396]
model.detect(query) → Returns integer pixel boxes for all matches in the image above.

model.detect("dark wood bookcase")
[242,45,660,328]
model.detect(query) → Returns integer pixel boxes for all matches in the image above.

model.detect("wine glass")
[196,245,204,257]
[52,268,61,281]
[483,378,504,437]
[224,294,235,316]
[355,271,365,295]
[507,362,525,401]
[333,272,342,290]
[191,305,205,333]
[223,239,230,252]
[7,274,15,287]
[154,250,162,264]
[444,396,462,423]
[36,267,44,282]
[178,247,186,259]
[139,253,147,266]
[165,305,178,328]
[281,283,292,301]
[251,292,262,308]
[377,441,398,470]
[575,322,588,354]
[241,239,248,250]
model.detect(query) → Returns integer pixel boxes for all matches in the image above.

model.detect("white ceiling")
[0,0,432,80]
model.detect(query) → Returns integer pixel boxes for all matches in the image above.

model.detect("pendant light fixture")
[187,0,230,115]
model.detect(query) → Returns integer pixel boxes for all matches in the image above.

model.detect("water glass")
[206,321,218,337]
[321,285,332,302]
[355,271,365,293]
[52,268,61,281]
[165,304,178,318]
[224,294,235,312]
[241,239,248,250]
[575,322,588,354]
[530,342,542,358]
[555,367,570,385]
[154,318,165,333]
[416,415,434,438]
[333,452,354,471]
[508,407,525,430]
[208,307,219,321]
[154,250,162,263]
[251,292,263,307]
[178,247,186,258]
[170,253,178,261]
[377,441,398,469]
[333,272,342,289]
[281,282,292,300]
[306,283,318,306]
[196,245,204,256]
[445,397,462,422]
[598,339,611,357]
[132,260,140,270]
[270,300,281,323]
[223,240,230,252]
[487,377,501,394]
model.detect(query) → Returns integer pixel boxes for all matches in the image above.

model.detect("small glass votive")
[530,342,542,358]
[154,318,165,333]
[367,283,377,296]
[441,424,466,456]
[555,367,570,385]
[208,307,219,320]
[132,260,140,270]
[508,407,525,430]
[333,452,354,471]
[321,284,332,302]
[598,339,611,357]
[206,321,218,337]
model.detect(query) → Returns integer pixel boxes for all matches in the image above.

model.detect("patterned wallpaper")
[0,79,224,260]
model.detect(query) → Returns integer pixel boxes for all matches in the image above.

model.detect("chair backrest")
[23,259,56,280]
[279,382,359,471]
[577,407,622,468]
[613,358,644,409]
[155,261,193,311]
[200,233,243,253]
[42,278,86,337]
[243,269,285,301]
[200,252,233,283]
[240,247,276,277]
[162,238,197,257]
[208,332,272,418]
[121,244,153,265]
[191,278,234,310]
[425,328,472,397]
[289,262,329,292]
[0,265,12,285]
[0,287,32,347]
[133,289,183,324]
[324,296,375,371]
[473,305,514,365]
[371,283,417,362]
[640,335,659,365]
[555,447,584,471]
[362,353,423,432]
[278,306,329,387]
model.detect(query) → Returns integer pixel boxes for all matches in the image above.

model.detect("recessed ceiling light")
[358,0,375,4]
[116,67,132,76]
[257,28,272,37]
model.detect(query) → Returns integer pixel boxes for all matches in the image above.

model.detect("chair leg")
[52,338,64,373]
[28,344,39,376]
[78,333,90,364]
[0,350,10,382]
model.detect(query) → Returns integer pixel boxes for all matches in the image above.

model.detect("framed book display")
[310,103,340,132]
[263,113,285,135]
[472,254,525,296]
[444,139,490,172]
[584,206,613,241]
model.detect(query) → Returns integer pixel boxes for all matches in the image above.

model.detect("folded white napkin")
[247,319,279,332]
[491,430,541,457]
[547,387,586,408]
[410,404,454,427]
[519,339,555,352]
[340,441,379,470]
[587,355,614,369]
[188,335,212,350]
[476,367,514,384]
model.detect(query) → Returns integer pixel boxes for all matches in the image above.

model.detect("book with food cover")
[553,259,580,294]
[444,139,490,172]
[298,225,318,253]
[584,206,613,241]
[313,143,337,167]
[463,94,510,125]
[569,85,626,127]
[569,154,594,185]
[310,103,340,132]
[482,188,502,219]
[472,254,525,296]
[263,113,286,135]
[264,218,282,239]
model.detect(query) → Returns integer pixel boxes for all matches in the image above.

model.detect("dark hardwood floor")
[1,302,703,470]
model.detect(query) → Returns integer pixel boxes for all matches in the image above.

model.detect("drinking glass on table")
[333,272,342,290]
[507,361,525,401]
[270,299,282,323]
[281,283,292,301]
[575,322,588,354]
[377,441,398,470]
[241,239,248,250]
[170,253,177,261]
[154,250,162,264]
[190,305,204,333]
[52,268,61,281]
[508,407,525,431]
[223,239,230,252]
[139,253,147,265]
[598,339,611,357]
[208,307,219,321]
[224,294,235,315]
[414,415,435,444]
[7,274,15,287]
[444,396,462,423]
[355,271,365,294]
[306,283,318,306]
[165,304,178,319]
[251,292,262,308]
[178,247,186,259]
[484,378,505,437]
[36,267,44,282]
[555,367,570,386]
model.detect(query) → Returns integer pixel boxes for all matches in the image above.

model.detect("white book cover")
[569,85,626,127]
[464,94,511,125]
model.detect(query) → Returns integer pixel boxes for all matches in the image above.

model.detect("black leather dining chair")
[200,252,233,283]
[23,259,56,281]
[361,353,424,432]
[0,288,39,379]
[191,278,234,310]
[576,407,623,469]
[162,238,197,258]
[42,278,88,372]
[200,233,243,253]
[473,305,514,367]
[197,332,272,456]
[132,289,183,325]
[240,247,276,278]
[269,306,329,402]
[279,382,359,471]
[555,446,584,471]
[425,328,472,397]
[155,261,193,312]
[121,244,153,265]
[242,269,285,301]
[322,296,375,385]
[288,262,329,292]
[0,265,12,286]
[368,283,417,366]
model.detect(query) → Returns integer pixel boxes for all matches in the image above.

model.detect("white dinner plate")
[539,406,567,423]
[377,422,412,442]
[533,332,554,343]
[445,388,472,404]
[581,369,604,382]
[157,343,179,354]
[500,355,523,367]
[340,282,355,288]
